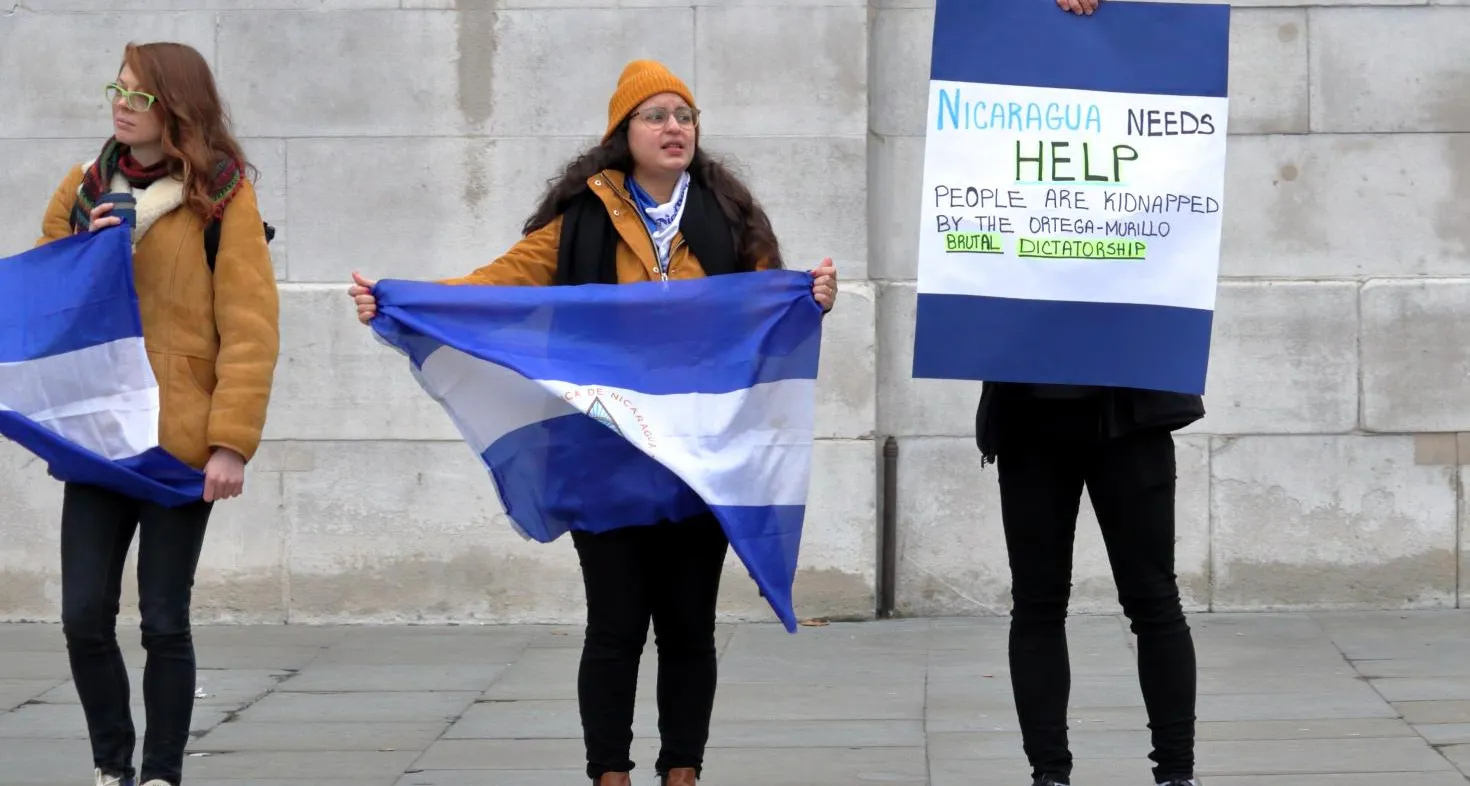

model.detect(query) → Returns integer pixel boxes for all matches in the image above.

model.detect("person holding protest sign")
[974,9,1203,786]
[31,42,279,786]
[348,59,837,786]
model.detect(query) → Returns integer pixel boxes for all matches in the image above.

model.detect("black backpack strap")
[204,218,275,273]
[204,219,222,272]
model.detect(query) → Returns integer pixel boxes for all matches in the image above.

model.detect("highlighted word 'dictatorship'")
[1017,238,1146,260]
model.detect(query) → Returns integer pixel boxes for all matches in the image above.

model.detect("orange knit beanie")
[604,59,696,142]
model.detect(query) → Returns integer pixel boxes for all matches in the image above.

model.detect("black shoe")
[1032,777,1069,786]
[1156,779,1200,786]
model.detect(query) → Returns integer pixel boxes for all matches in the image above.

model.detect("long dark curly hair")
[521,120,784,270]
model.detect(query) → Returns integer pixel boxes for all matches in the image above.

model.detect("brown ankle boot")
[596,773,631,786]
[662,767,698,786]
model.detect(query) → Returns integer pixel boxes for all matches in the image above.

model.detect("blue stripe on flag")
[371,269,823,633]
[372,272,822,394]
[709,503,805,629]
[931,0,1230,98]
[0,228,144,363]
[0,413,203,506]
[481,413,711,542]
[912,294,1214,395]
[0,227,204,507]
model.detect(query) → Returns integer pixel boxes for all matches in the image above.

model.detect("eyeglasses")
[631,106,699,129]
[105,83,157,112]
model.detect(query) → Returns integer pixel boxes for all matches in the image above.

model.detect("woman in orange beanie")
[349,59,837,786]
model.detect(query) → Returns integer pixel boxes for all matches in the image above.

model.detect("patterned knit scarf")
[69,137,244,232]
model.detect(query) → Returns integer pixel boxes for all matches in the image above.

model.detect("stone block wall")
[0,0,1465,624]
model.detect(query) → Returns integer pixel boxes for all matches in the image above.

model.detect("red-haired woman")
[34,41,279,786]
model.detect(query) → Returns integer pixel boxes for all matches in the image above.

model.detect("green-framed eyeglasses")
[631,106,699,129]
[105,83,157,112]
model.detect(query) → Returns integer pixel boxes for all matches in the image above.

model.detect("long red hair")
[121,42,254,219]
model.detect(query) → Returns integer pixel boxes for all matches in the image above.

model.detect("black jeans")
[996,397,1197,784]
[60,482,211,786]
[571,513,729,781]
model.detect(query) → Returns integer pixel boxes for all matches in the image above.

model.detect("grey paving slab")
[414,737,588,769]
[1196,691,1398,722]
[481,647,656,701]
[194,643,332,671]
[0,624,71,651]
[1195,718,1417,741]
[1415,723,1470,746]
[0,701,230,738]
[195,781,380,786]
[1399,700,1470,725]
[698,745,928,786]
[1196,737,1455,776]
[33,667,289,707]
[1374,677,1470,703]
[238,690,479,723]
[0,737,94,785]
[194,782,380,786]
[0,678,62,710]
[932,756,1164,786]
[396,772,587,786]
[927,703,1151,735]
[1437,743,1470,773]
[0,650,75,680]
[318,628,534,666]
[181,749,421,780]
[444,698,657,739]
[1204,776,1470,786]
[190,720,448,752]
[714,648,930,685]
[280,663,509,693]
[929,729,1151,761]
[191,624,351,649]
[704,719,924,748]
[1353,654,1470,679]
[710,681,926,721]
[6,613,1470,785]
[1195,668,1369,696]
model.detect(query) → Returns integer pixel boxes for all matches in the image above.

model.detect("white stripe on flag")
[416,344,816,508]
[0,338,159,460]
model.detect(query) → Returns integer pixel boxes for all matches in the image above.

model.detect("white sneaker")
[93,769,135,786]
[140,781,172,786]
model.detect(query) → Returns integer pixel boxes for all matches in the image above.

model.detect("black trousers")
[571,514,729,781]
[996,397,1197,784]
[60,482,212,786]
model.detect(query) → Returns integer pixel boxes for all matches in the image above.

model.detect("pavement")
[3,611,1470,786]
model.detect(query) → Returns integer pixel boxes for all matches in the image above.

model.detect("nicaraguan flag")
[913,0,1231,395]
[0,228,204,505]
[369,271,824,632]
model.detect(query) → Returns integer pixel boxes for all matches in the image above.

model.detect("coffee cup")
[95,192,137,230]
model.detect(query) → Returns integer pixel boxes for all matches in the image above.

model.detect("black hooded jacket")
[974,382,1205,466]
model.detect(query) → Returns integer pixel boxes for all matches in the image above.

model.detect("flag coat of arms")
[369,271,825,632]
[0,228,204,506]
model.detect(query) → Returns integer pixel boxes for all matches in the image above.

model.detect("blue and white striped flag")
[0,228,204,505]
[913,0,1231,395]
[370,271,824,632]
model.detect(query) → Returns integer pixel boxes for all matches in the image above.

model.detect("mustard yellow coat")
[36,164,280,470]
